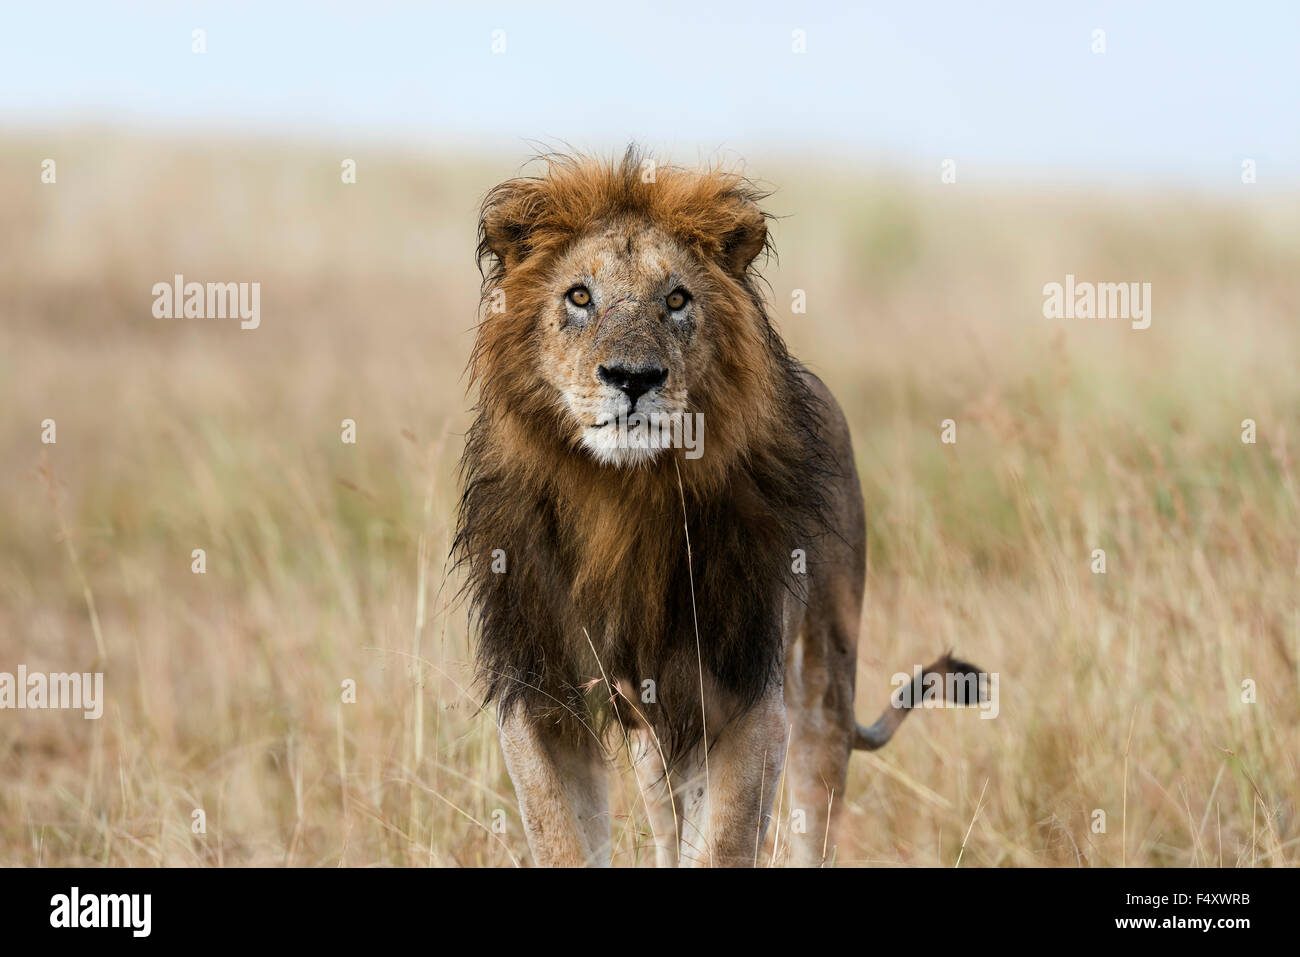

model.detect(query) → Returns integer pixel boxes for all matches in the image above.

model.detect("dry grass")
[1,133,1297,866]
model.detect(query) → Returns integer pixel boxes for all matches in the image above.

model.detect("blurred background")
[1,2,1297,866]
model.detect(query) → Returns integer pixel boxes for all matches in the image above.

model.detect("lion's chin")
[579,428,668,469]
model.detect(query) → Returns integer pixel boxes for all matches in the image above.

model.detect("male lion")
[455,150,978,867]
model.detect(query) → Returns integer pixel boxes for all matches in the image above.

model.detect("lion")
[455,149,980,867]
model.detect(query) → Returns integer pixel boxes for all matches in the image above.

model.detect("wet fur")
[454,149,834,767]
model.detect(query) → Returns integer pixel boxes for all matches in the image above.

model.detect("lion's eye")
[666,289,690,311]
[566,286,591,308]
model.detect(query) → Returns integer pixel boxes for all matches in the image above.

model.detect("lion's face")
[538,222,711,467]
[474,153,773,474]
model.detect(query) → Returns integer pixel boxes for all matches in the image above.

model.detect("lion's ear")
[478,180,541,273]
[715,199,768,277]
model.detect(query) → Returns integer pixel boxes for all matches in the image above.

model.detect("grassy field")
[1,133,1297,866]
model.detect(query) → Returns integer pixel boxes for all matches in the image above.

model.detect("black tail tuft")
[852,652,987,751]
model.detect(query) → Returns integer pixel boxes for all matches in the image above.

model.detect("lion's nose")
[597,364,668,409]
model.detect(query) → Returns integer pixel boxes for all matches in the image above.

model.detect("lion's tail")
[853,653,986,751]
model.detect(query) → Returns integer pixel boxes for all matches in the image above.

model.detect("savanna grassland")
[1,133,1297,866]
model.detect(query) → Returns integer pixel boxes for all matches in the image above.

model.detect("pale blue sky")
[3,1,1297,188]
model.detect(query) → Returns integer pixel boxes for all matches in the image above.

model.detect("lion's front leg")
[675,687,788,867]
[497,702,610,867]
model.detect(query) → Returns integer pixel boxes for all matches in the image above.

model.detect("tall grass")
[1,135,1296,865]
